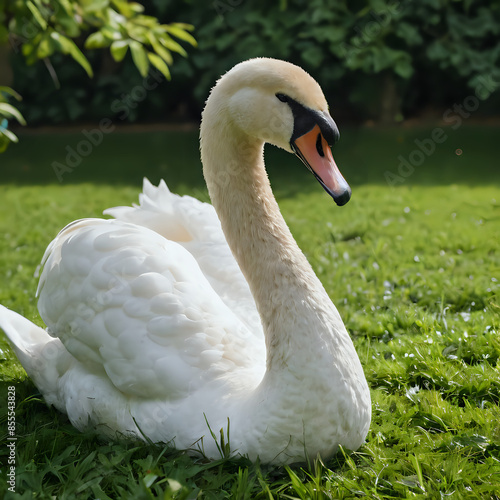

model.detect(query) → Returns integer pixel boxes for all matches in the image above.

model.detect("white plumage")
[0,58,371,464]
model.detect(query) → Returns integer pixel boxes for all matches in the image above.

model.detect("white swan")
[0,58,370,464]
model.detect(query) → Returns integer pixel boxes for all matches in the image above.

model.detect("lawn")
[1,124,499,498]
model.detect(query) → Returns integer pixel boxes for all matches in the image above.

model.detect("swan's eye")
[316,133,324,157]
[276,93,289,103]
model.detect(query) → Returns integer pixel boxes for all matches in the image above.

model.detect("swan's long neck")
[201,105,340,369]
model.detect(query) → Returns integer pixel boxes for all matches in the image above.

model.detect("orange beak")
[291,124,351,206]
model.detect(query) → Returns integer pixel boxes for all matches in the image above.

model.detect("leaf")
[147,52,171,80]
[301,45,323,68]
[0,103,27,125]
[159,35,187,57]
[133,14,158,29]
[50,32,94,77]
[142,473,158,488]
[55,14,81,38]
[0,87,23,101]
[110,0,135,17]
[372,46,396,72]
[409,454,425,492]
[80,0,110,14]
[426,40,450,62]
[85,31,112,49]
[448,434,490,451]
[124,20,149,43]
[395,22,423,46]
[165,24,197,47]
[129,41,149,77]
[147,32,173,65]
[110,40,129,61]
[167,22,194,32]
[394,57,413,79]
[55,0,75,17]
[0,127,19,143]
[27,1,47,30]
[285,466,309,499]
[128,2,144,13]
[36,33,57,59]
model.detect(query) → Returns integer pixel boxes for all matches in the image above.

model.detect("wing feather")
[38,217,265,400]
[104,179,263,338]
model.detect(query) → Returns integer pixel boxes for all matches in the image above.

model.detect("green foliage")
[0,124,499,497]
[0,0,196,149]
[165,0,500,120]
[6,0,195,78]
[3,1,500,130]
[0,86,25,152]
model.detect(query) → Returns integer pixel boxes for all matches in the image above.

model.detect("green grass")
[1,124,500,498]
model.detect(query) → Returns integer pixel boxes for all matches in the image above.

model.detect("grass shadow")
[2,124,499,197]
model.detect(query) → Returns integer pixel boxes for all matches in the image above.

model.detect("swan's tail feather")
[0,305,67,405]
[104,178,221,243]
[0,305,49,353]
[104,177,190,242]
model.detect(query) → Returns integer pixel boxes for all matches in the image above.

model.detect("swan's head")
[205,58,351,206]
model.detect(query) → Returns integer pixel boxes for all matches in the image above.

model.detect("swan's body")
[0,58,370,464]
